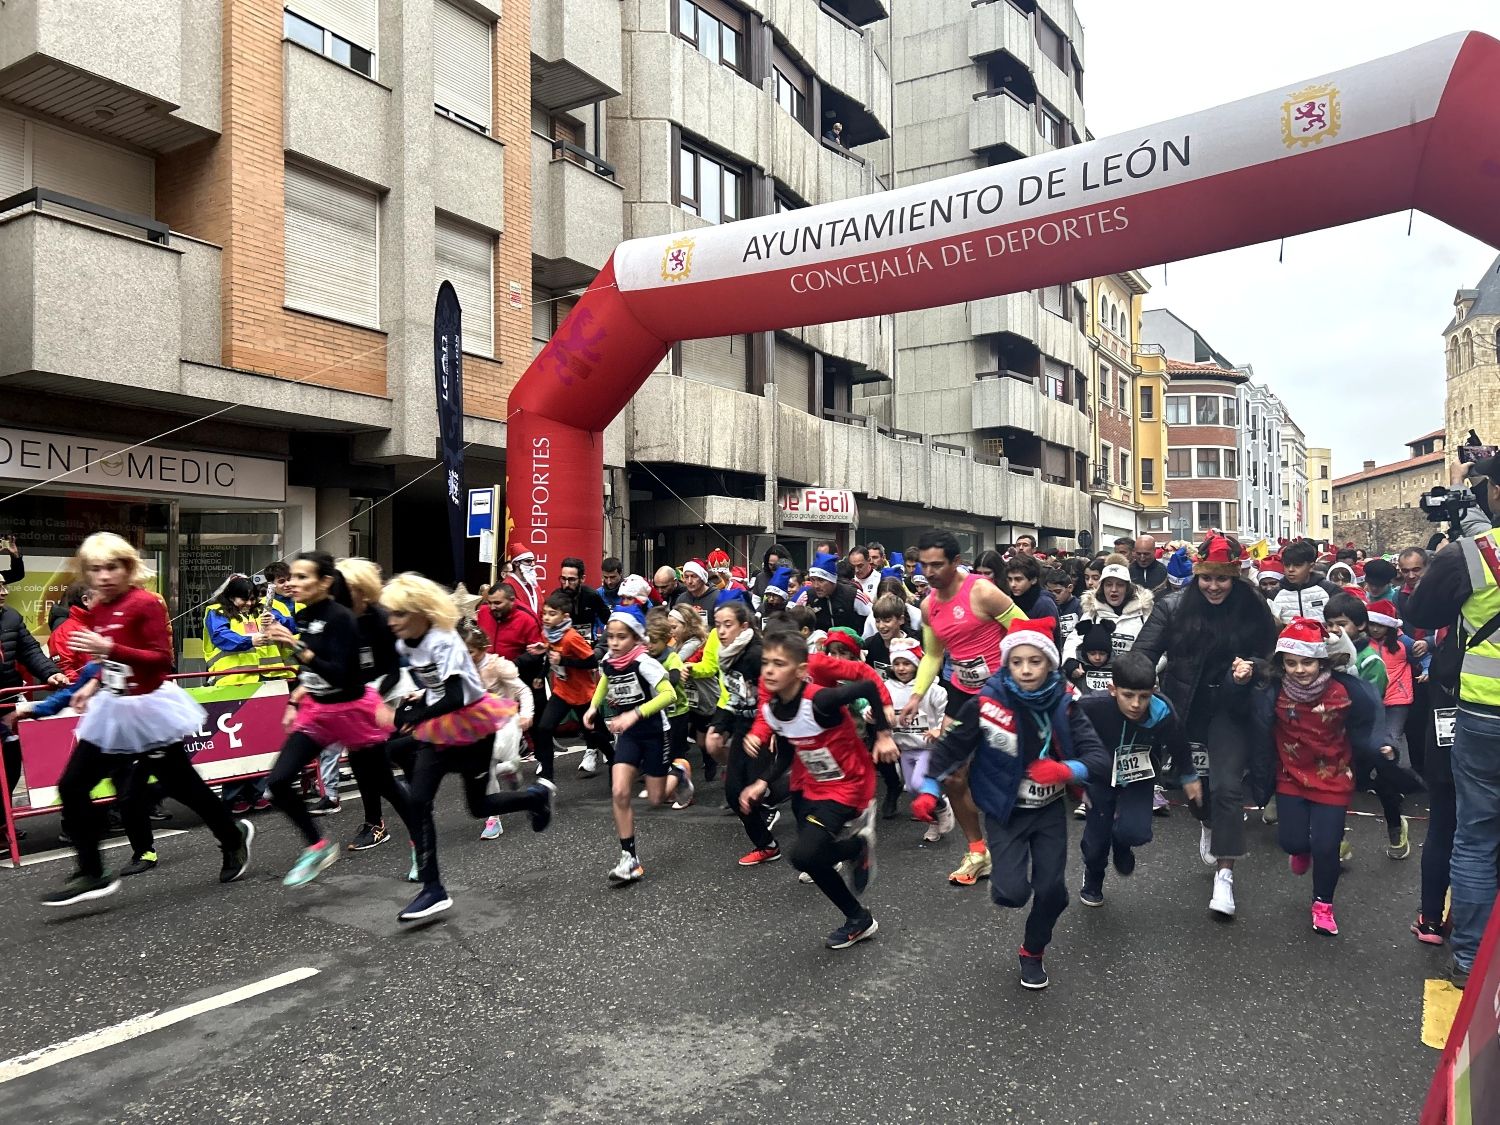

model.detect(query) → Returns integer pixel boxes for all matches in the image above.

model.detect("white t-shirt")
[400,627,486,709]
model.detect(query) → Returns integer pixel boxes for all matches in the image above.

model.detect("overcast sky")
[1072,1,1499,475]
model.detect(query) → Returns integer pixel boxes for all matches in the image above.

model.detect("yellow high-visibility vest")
[1458,529,1500,709]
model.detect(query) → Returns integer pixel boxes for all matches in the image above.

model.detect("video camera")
[1419,430,1492,546]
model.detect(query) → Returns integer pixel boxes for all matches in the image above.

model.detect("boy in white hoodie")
[883,638,952,843]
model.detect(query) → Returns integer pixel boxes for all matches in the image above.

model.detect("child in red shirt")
[532,590,611,782]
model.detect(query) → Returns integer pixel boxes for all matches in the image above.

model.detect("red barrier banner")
[1421,903,1500,1125]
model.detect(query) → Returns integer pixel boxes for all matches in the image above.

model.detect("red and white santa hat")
[1366,599,1402,629]
[1258,557,1286,577]
[1276,616,1329,659]
[1000,617,1059,668]
[889,637,924,667]
[682,559,710,584]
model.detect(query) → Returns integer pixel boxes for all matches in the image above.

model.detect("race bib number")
[1058,613,1079,639]
[100,660,131,695]
[1016,777,1064,808]
[953,655,992,691]
[411,662,444,690]
[796,745,845,782]
[1190,743,1210,778]
[1111,631,1132,654]
[607,677,645,709]
[726,671,755,712]
[1434,708,1457,749]
[1084,669,1113,693]
[1114,745,1155,787]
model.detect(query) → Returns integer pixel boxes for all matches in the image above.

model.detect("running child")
[1365,598,1428,859]
[532,589,611,781]
[466,623,535,840]
[1045,567,1082,648]
[914,618,1110,989]
[883,638,951,844]
[1075,652,1199,907]
[644,607,695,809]
[583,605,676,884]
[706,594,780,865]
[738,628,897,949]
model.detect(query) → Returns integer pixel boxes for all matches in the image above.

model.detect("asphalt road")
[0,760,1445,1125]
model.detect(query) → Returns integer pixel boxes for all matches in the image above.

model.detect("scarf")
[1001,669,1065,759]
[543,616,572,645]
[605,643,647,670]
[1281,670,1332,704]
[718,627,753,665]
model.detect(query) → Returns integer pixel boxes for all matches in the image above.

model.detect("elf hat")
[608,605,648,639]
[1276,616,1328,659]
[1000,617,1059,668]
[707,548,732,576]
[889,637,924,666]
[1193,532,1244,578]
[1367,599,1402,629]
[807,552,840,582]
[682,559,710,584]
[825,627,863,657]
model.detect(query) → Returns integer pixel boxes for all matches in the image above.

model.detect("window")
[1195,396,1220,425]
[1321,514,1330,530]
[1043,358,1067,401]
[774,191,805,214]
[1225,502,1240,530]
[1197,502,1222,531]
[1040,442,1069,485]
[676,0,744,74]
[1139,385,1155,419]
[1321,489,1329,503]
[285,3,376,77]
[1098,363,1110,401]
[1037,102,1065,149]
[1035,14,1067,69]
[1073,371,1087,408]
[1118,376,1129,410]
[1223,397,1239,427]
[1040,284,1066,317]
[1099,442,1112,483]
[1195,448,1221,477]
[1168,501,1193,532]
[1165,395,1191,425]
[435,212,494,356]
[1223,449,1238,477]
[676,140,743,225]
[1119,450,1130,487]
[284,162,379,329]
[433,0,492,132]
[772,46,809,129]
[1140,457,1156,492]
[1167,449,1192,478]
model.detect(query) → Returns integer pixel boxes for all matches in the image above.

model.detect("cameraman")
[1407,454,1500,988]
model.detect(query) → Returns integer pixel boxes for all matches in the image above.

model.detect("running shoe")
[1289,852,1311,877]
[309,796,341,817]
[1018,949,1049,990]
[1079,878,1104,908]
[1261,796,1278,825]
[529,779,556,833]
[765,807,782,833]
[219,820,255,883]
[1208,868,1235,919]
[1411,915,1447,945]
[121,850,159,877]
[398,883,454,922]
[282,838,338,887]
[738,844,782,866]
[607,849,644,884]
[1072,802,1088,820]
[800,862,842,883]
[254,796,272,811]
[849,828,875,896]
[578,748,601,777]
[348,821,390,851]
[42,870,120,907]
[1311,900,1339,936]
[1339,836,1354,866]
[825,913,878,950]
[1199,825,1217,866]
[1386,815,1411,860]
[230,799,251,815]
[671,760,696,809]
[1152,786,1170,817]
[148,804,173,823]
[923,799,956,842]
[948,847,992,886]
[1111,844,1136,877]
[1451,958,1470,990]
[480,816,503,840]
[407,845,419,883]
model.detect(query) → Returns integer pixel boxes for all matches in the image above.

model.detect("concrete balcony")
[0,202,220,392]
[532,0,623,112]
[968,0,1034,64]
[971,291,1091,371]
[766,0,893,139]
[968,89,1042,160]
[630,374,769,478]
[531,133,624,290]
[284,43,390,190]
[971,371,1090,453]
[0,0,219,147]
[1040,478,1089,533]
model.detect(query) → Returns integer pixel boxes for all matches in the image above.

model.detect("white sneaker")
[1199,824,1217,866]
[1209,868,1236,918]
[1261,795,1278,825]
[799,862,843,884]
[637,788,648,800]
[922,801,956,843]
[578,748,600,776]
[606,849,643,884]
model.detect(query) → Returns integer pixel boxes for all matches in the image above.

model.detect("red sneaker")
[738,845,782,867]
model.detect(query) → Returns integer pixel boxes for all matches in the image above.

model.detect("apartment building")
[0,0,532,646]
[1279,416,1308,542]
[1306,446,1334,541]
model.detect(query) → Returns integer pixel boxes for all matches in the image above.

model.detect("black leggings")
[724,737,788,849]
[1276,794,1345,903]
[2,729,20,798]
[269,732,415,848]
[348,743,401,826]
[789,794,867,920]
[532,694,612,781]
[387,734,546,886]
[60,740,240,879]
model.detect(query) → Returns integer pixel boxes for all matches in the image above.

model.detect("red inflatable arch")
[507,31,1500,577]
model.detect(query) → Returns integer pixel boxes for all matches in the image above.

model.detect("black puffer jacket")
[1131,582,1279,721]
[0,605,62,717]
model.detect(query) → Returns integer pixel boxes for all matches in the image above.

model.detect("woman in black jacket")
[1132,534,1279,920]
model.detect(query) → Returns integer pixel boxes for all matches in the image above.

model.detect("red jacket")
[89,586,173,696]
[48,606,91,682]
[478,603,542,661]
[748,653,891,746]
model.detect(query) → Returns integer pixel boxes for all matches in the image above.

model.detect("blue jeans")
[1448,708,1500,969]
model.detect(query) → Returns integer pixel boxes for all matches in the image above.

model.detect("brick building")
[1159,358,1248,541]
[1332,430,1446,550]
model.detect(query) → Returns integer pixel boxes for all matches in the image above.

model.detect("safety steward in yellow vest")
[202,576,272,686]
[257,564,301,681]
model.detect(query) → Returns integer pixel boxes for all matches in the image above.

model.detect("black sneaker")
[148,804,173,823]
[1019,951,1049,990]
[348,821,390,851]
[825,914,878,949]
[881,788,901,820]
[42,870,120,907]
[399,883,454,922]
[1079,879,1104,908]
[1452,958,1471,991]
[1112,844,1137,877]
[309,796,341,817]
[529,779,556,833]
[121,850,159,876]
[219,819,255,883]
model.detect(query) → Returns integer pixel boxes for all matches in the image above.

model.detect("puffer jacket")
[1131,584,1279,722]
[0,605,62,716]
[1061,584,1155,663]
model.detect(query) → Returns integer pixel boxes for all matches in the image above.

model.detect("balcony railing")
[0,186,169,244]
[549,137,616,180]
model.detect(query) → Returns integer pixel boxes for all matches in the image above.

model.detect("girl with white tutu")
[45,533,254,907]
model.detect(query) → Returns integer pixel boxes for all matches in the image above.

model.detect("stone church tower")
[1445,254,1500,452]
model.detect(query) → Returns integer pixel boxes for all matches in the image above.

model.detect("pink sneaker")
[1312,900,1339,936]
[1288,853,1311,877]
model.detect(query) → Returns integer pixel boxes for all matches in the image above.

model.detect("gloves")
[1025,758,1075,788]
[911,792,939,822]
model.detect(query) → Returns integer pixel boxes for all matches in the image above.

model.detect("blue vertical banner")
[434,280,466,586]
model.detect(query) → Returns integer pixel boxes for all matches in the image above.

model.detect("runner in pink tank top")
[929,573,1006,697]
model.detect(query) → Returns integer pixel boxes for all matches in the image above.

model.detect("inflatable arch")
[506,31,1500,575]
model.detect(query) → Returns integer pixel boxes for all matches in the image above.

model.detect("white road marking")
[0,967,321,1083]
[14,829,188,868]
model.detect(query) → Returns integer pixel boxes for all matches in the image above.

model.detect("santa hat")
[682,559,710,584]
[1327,562,1355,586]
[1165,547,1195,588]
[730,565,747,581]
[508,541,535,563]
[1078,620,1115,656]
[881,565,904,580]
[825,627,863,657]
[1099,563,1131,585]
[1193,532,1244,578]
[1353,562,1366,579]
[707,548,732,576]
[619,574,652,603]
[1276,617,1328,659]
[807,552,840,582]
[889,637,924,666]
[764,566,792,600]
[1258,557,1285,577]
[608,604,647,638]
[1367,599,1402,629]
[1000,617,1059,668]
